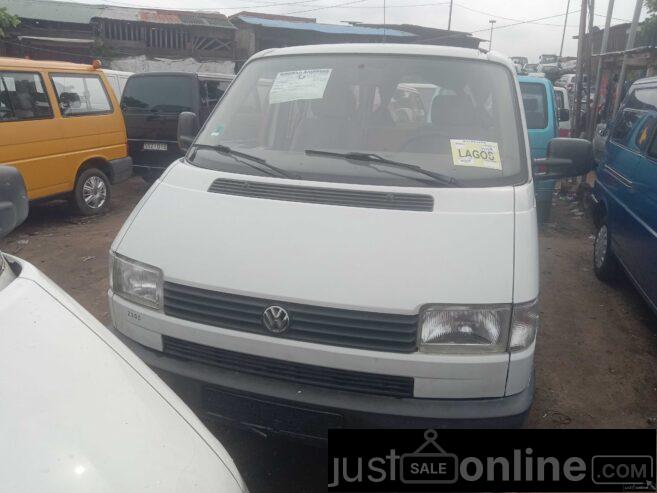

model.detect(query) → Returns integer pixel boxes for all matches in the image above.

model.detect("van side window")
[51,74,112,116]
[0,72,53,121]
[611,109,642,147]
[634,114,657,152]
[519,82,548,129]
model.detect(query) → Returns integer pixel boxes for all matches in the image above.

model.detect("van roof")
[250,43,515,70]
[632,76,657,87]
[127,71,234,80]
[0,57,99,72]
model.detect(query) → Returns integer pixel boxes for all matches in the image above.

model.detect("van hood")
[115,161,516,313]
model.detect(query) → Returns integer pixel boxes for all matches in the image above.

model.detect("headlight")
[110,252,163,310]
[420,305,511,353]
[419,300,539,353]
[509,299,539,351]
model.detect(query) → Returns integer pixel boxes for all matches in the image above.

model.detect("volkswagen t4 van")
[109,45,592,437]
[0,58,132,215]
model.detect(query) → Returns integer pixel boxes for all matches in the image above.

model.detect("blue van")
[519,76,567,222]
[592,76,657,312]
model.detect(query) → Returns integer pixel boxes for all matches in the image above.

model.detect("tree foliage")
[0,7,20,38]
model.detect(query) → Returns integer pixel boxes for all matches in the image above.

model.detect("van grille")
[163,282,419,353]
[163,336,414,398]
[208,178,434,211]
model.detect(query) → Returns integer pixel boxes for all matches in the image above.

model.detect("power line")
[287,0,368,14]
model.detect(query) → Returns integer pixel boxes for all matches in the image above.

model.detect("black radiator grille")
[163,282,419,353]
[163,336,414,398]
[208,178,434,211]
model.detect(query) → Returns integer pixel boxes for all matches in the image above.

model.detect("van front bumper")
[109,325,533,440]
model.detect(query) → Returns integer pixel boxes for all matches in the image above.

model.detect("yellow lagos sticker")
[450,139,502,170]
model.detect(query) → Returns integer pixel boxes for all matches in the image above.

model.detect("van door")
[629,105,657,307]
[603,104,645,264]
[48,73,122,188]
[0,71,64,199]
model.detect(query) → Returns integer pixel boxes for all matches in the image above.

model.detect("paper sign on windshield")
[269,69,332,105]
[450,139,502,170]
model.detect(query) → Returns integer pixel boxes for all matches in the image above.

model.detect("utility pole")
[383,0,386,42]
[588,0,615,139]
[613,0,643,117]
[447,0,453,30]
[489,19,496,50]
[572,0,588,137]
[585,0,595,107]
[559,0,571,59]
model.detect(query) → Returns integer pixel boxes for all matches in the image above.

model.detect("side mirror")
[0,166,29,239]
[533,138,594,181]
[558,108,570,122]
[177,112,199,152]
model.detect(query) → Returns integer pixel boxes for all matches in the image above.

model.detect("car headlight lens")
[509,299,539,351]
[110,252,163,310]
[420,305,511,353]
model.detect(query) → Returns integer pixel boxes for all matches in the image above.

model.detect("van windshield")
[122,76,193,113]
[192,54,527,187]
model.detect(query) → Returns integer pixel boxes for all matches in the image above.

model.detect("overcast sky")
[69,0,646,61]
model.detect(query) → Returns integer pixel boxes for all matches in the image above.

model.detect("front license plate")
[143,142,167,151]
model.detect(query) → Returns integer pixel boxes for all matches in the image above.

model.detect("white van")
[109,44,592,437]
[101,68,132,99]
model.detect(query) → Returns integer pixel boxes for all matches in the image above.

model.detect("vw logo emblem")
[262,305,290,334]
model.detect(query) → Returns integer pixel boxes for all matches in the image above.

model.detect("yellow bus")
[0,58,132,215]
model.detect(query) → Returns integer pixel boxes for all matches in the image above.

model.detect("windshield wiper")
[304,150,460,187]
[192,143,295,179]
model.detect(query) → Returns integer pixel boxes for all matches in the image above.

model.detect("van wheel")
[593,218,619,282]
[71,168,111,215]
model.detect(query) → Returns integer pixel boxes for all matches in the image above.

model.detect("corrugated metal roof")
[0,0,234,29]
[236,15,414,37]
[0,0,103,24]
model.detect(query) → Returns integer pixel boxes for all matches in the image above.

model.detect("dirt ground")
[2,178,657,491]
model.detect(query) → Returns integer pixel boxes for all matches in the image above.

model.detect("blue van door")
[602,107,645,263]
[630,112,657,307]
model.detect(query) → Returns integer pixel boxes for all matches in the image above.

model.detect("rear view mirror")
[177,112,199,152]
[533,138,594,181]
[0,166,29,239]
[558,108,570,122]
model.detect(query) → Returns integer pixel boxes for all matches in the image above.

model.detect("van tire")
[593,217,619,282]
[71,168,111,215]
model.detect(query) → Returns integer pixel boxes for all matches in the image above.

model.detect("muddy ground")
[2,178,657,492]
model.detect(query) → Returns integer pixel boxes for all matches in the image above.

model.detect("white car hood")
[115,162,516,312]
[0,258,246,492]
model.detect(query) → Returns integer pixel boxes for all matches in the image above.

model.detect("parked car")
[519,75,570,222]
[0,57,132,215]
[511,56,528,72]
[593,76,657,314]
[109,43,592,438]
[554,86,571,137]
[101,68,133,99]
[537,54,560,78]
[556,73,576,93]
[121,71,233,182]
[523,63,539,74]
[0,166,247,492]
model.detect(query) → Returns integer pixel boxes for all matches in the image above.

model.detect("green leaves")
[0,7,20,38]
